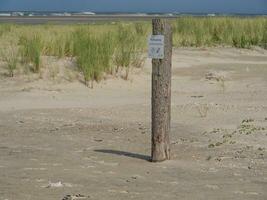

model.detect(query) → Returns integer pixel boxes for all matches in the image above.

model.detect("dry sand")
[0,48,267,200]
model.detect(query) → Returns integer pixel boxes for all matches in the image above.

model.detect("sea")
[0,11,266,17]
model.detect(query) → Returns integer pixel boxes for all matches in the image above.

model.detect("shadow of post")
[94,149,151,161]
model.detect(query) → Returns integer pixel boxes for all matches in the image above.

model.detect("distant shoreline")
[0,12,266,25]
[0,15,179,24]
[0,11,266,16]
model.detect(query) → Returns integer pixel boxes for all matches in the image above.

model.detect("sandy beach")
[0,47,267,200]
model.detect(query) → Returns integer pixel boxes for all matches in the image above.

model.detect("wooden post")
[151,19,172,162]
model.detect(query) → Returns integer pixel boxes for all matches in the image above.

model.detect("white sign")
[148,35,164,59]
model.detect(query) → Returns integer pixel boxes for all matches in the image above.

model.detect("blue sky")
[0,0,267,14]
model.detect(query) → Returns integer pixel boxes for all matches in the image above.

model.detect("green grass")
[114,24,135,79]
[262,21,267,49]
[173,17,267,48]
[73,28,116,87]
[0,24,12,38]
[114,24,146,79]
[0,17,266,83]
[0,44,19,77]
[19,33,42,73]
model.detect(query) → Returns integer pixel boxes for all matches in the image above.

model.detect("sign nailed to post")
[148,35,165,59]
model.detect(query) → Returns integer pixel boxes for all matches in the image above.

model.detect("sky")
[0,0,267,14]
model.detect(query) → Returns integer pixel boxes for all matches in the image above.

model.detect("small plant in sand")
[216,75,226,93]
[205,71,226,93]
[195,103,209,118]
[235,119,266,135]
[0,44,19,77]
[49,65,60,81]
[19,34,43,73]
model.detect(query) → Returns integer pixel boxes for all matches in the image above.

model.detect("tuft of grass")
[217,76,226,93]
[195,103,209,118]
[73,28,96,87]
[99,32,116,75]
[19,34,42,73]
[73,28,116,87]
[114,24,144,80]
[114,24,133,79]
[43,31,74,58]
[0,44,19,77]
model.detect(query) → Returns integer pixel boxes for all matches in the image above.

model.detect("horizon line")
[0,10,266,15]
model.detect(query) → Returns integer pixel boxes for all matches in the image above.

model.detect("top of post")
[152,18,167,35]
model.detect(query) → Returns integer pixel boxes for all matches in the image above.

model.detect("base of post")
[151,158,170,163]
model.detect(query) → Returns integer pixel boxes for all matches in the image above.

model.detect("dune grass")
[0,44,19,77]
[0,17,266,83]
[173,17,267,48]
[0,24,12,37]
[262,21,267,49]
[19,33,42,73]
[73,28,116,87]
[113,24,145,80]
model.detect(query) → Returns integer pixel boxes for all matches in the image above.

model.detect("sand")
[0,47,267,200]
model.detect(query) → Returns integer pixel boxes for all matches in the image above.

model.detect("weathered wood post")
[151,19,172,162]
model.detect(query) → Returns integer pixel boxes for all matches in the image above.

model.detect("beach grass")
[0,17,266,83]
[173,17,267,48]
[0,43,19,77]
[72,27,116,87]
[19,32,43,73]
